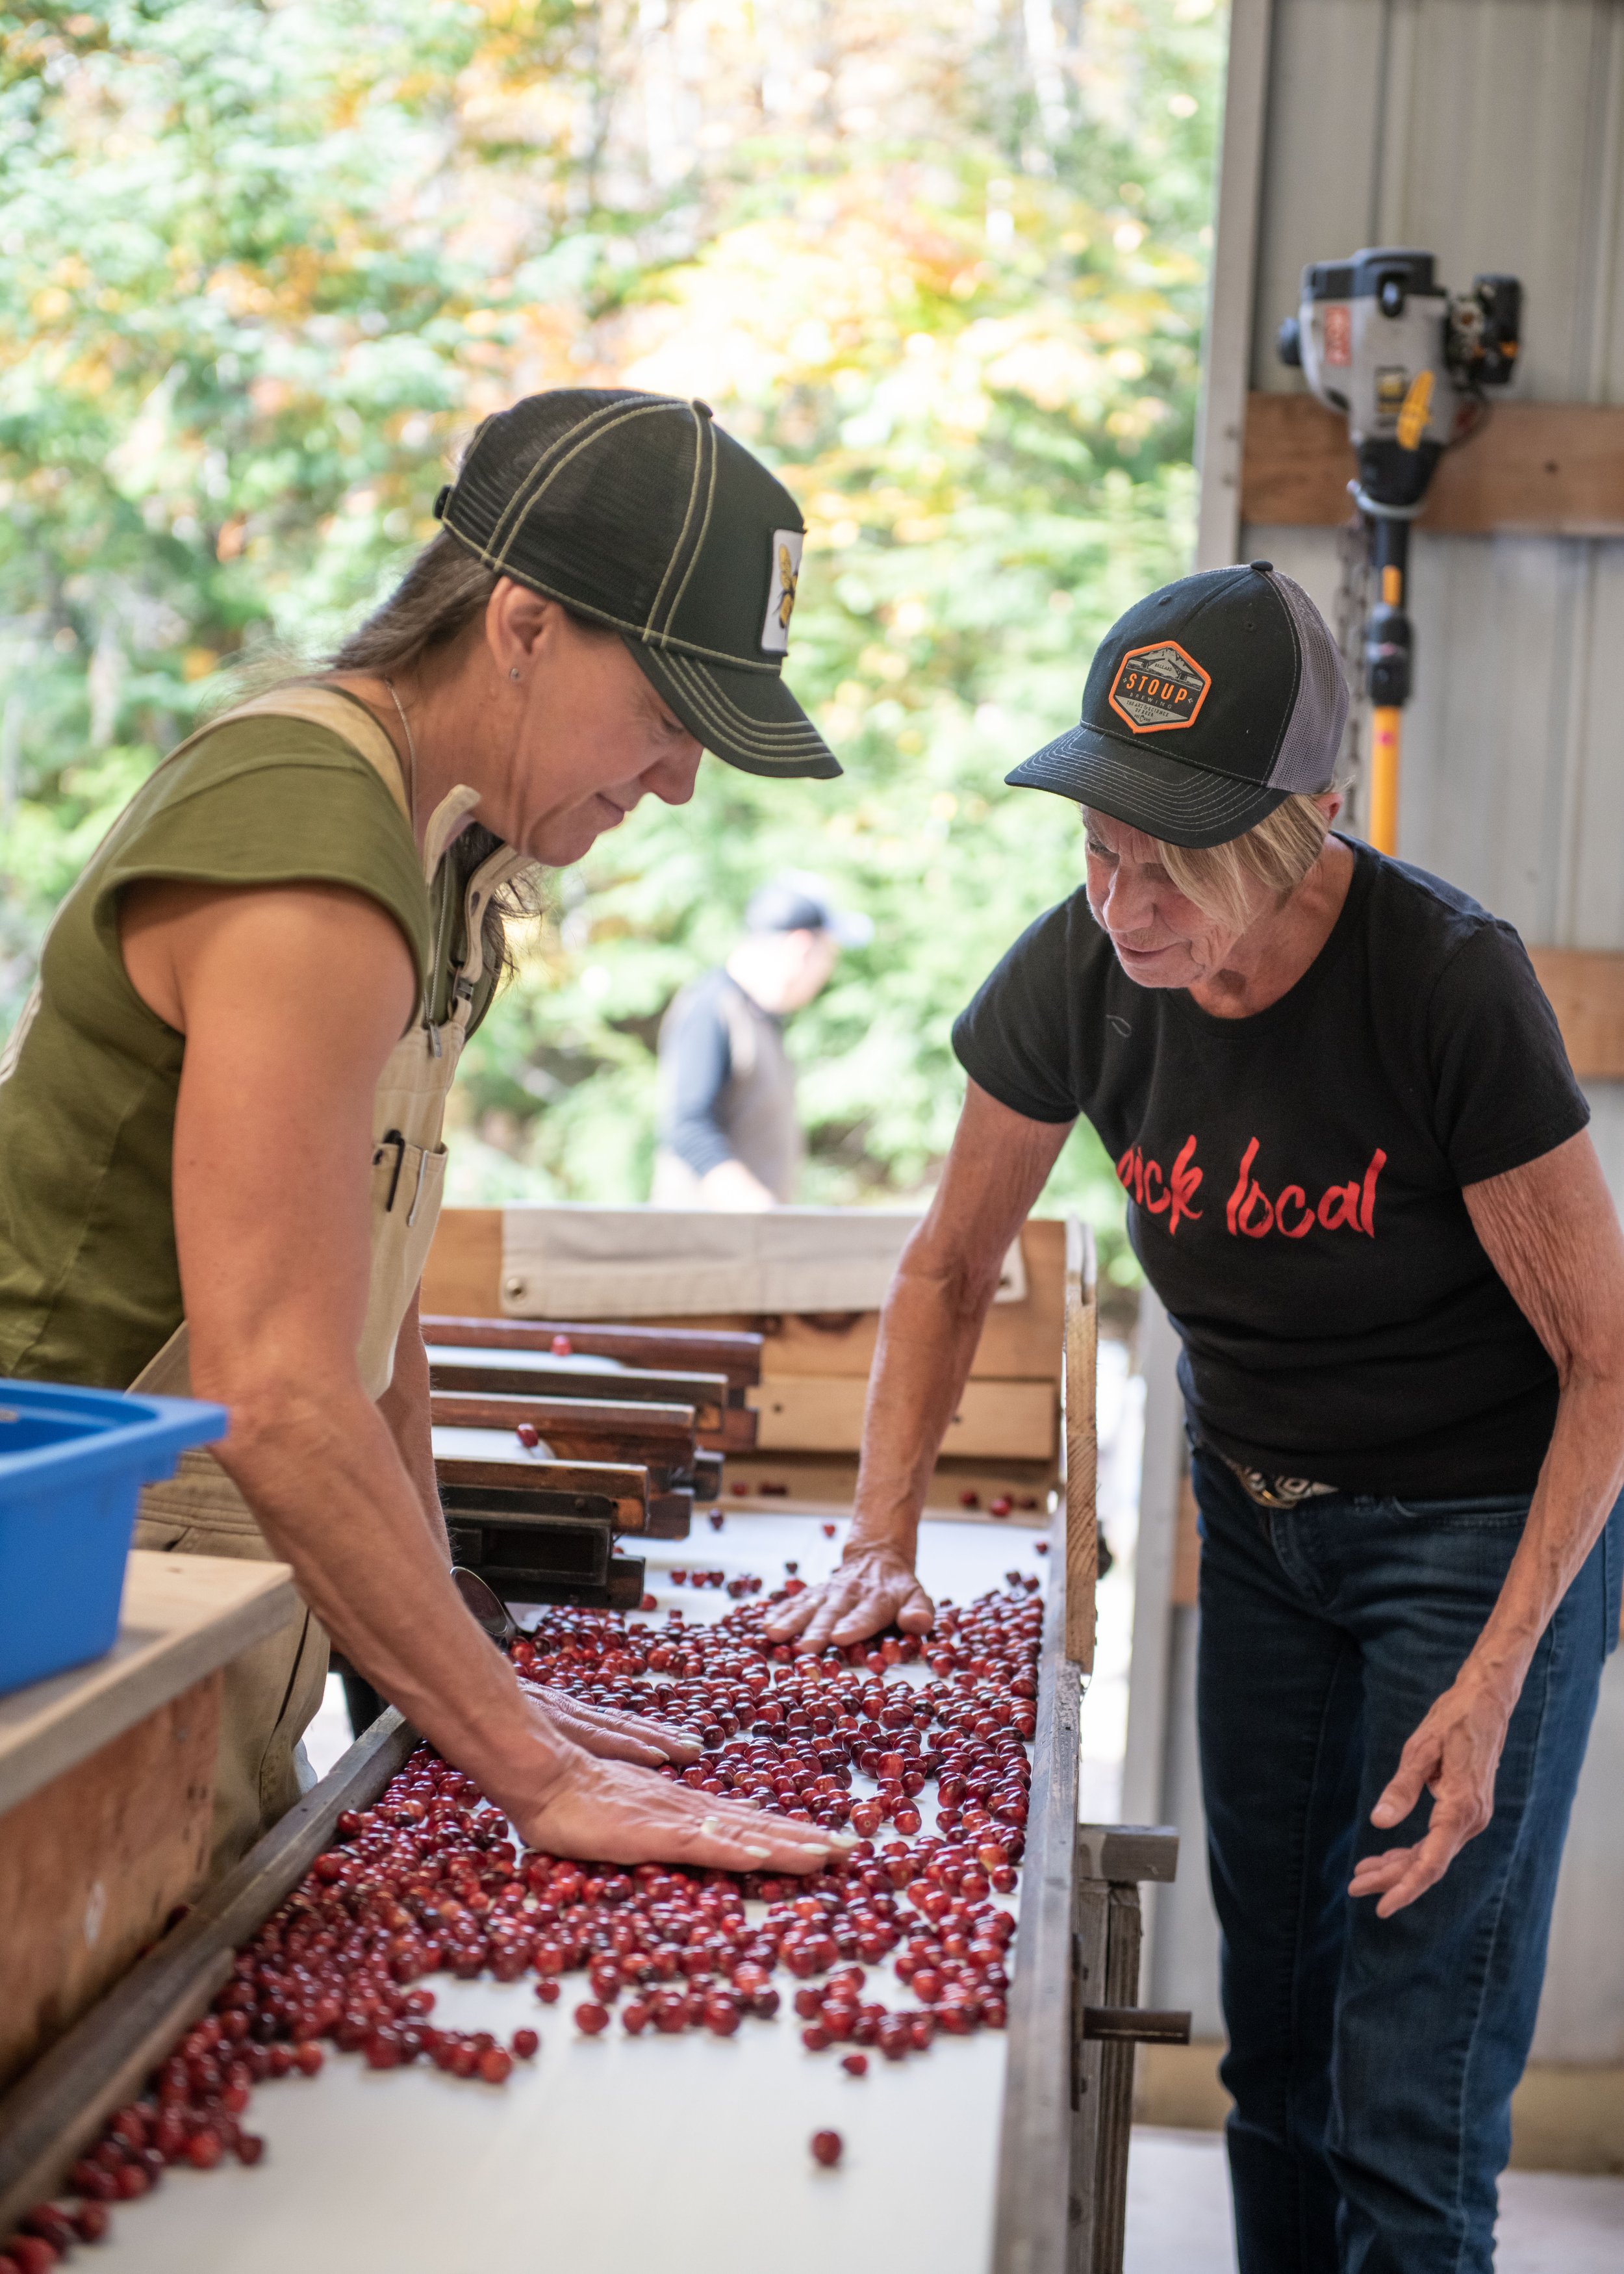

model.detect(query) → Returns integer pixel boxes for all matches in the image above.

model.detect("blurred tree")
[0,0,1226,1276]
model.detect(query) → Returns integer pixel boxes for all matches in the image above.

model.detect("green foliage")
[0,0,1227,1279]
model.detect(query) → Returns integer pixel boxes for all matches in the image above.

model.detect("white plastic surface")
[92,1513,1050,2274]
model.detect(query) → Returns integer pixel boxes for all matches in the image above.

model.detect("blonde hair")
[1084,795,1334,934]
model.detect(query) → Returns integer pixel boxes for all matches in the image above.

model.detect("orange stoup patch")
[1107,640,1212,735]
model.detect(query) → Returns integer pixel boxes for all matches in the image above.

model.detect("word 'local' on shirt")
[1116,1134,1388,1242]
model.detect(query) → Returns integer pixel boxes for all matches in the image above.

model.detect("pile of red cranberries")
[3,1572,1041,2259]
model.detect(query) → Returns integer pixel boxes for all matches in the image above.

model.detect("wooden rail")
[1063,1218,1099,1676]
[1241,392,1624,535]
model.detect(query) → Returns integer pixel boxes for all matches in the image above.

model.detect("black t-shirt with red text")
[952,837,1590,1494]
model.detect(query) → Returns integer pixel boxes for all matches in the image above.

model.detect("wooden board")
[992,1484,1082,2273]
[1240,392,1624,535]
[1170,1475,1202,1610]
[420,1207,503,1316]
[422,1314,763,1393]
[1063,1219,1098,1676]
[422,1214,1068,1387]
[429,1392,698,1482]
[427,1348,728,1436]
[431,1443,651,1532]
[749,1375,1056,1461]
[0,1676,219,2094]
[713,1453,1056,1518]
[1527,948,1624,1080]
[0,1553,296,1820]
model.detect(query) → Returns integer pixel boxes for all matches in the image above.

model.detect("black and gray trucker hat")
[433,389,838,781]
[1006,562,1347,847]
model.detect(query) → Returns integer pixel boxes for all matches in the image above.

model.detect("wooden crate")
[422,1212,1067,1511]
[0,1676,218,2093]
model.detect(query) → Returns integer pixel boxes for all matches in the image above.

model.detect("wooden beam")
[991,1490,1083,2274]
[427,1353,728,1437]
[747,1374,1056,1461]
[0,1554,296,1820]
[432,1451,651,1533]
[0,1680,218,2094]
[1241,392,1624,536]
[1528,948,1624,1081]
[429,1392,697,1480]
[1063,1217,1099,1676]
[422,1314,763,1392]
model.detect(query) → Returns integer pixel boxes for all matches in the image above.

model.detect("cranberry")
[186,2131,223,2170]
[235,2134,266,2166]
[19,2213,72,2256]
[71,2203,110,2242]
[574,2002,609,2036]
[516,1422,540,1449]
[535,1980,561,2005]
[511,2028,539,2059]
[810,2128,843,2167]
[10,2241,59,2274]
[841,2052,869,2078]
[478,2047,513,2084]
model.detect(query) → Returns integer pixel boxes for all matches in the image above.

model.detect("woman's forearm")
[215,1373,570,1816]
[1458,1364,1624,1705]
[376,1289,450,1559]
[849,1233,1008,1555]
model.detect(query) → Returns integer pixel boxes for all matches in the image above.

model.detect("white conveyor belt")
[88,1513,1052,2274]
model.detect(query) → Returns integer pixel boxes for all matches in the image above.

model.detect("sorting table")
[0,1233,1182,2273]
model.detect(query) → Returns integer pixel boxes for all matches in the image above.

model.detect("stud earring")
[509,666,522,682]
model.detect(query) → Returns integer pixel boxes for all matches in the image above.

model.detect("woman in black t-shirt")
[768,565,1624,2274]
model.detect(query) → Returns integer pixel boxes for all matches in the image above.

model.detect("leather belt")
[1212,1449,1339,1509]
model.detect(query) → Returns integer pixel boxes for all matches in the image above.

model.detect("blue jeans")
[1192,1446,1622,2274]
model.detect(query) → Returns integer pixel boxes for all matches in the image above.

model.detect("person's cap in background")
[744,871,874,947]
[1004,562,1348,848]
[435,389,839,782]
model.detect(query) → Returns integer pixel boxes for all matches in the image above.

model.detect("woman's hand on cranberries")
[507,1750,852,1874]
[763,1542,935,1653]
[518,1680,702,1769]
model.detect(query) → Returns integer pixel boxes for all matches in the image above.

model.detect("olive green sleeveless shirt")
[0,702,494,1390]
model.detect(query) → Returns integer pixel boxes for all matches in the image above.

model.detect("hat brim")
[1005,723,1285,849]
[624,639,841,781]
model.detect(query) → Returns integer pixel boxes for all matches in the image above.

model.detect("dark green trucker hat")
[433,388,839,780]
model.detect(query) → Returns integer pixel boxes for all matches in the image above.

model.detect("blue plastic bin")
[0,1380,228,1696]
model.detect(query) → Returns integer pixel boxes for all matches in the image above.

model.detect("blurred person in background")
[652,872,871,1209]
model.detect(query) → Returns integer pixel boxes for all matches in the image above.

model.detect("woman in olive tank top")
[0,388,852,1880]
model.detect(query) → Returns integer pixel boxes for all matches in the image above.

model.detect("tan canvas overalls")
[128,687,527,1872]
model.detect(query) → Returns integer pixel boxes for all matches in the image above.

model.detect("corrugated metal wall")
[1141,0,1624,2066]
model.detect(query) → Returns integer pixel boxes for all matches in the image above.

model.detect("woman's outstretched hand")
[762,1542,935,1654]
[507,1746,854,1874]
[519,1680,702,1770]
[1348,1673,1511,1916]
